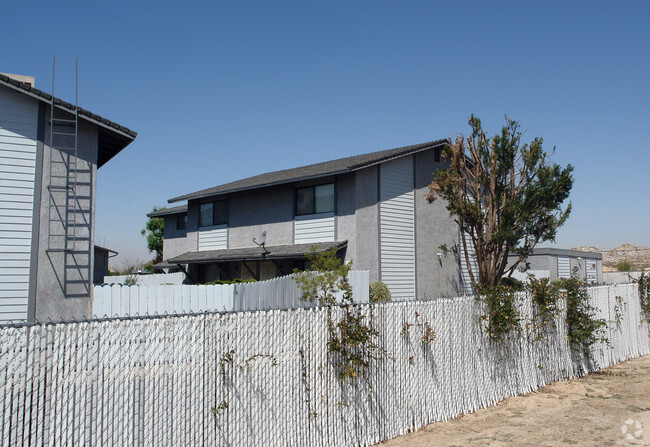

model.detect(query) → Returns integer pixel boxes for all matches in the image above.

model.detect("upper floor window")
[296,183,334,216]
[200,200,228,227]
[176,213,188,230]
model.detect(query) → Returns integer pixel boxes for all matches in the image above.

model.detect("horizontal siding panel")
[0,204,35,213]
[0,303,28,313]
[198,226,228,251]
[0,260,30,268]
[0,185,35,197]
[0,238,31,247]
[0,179,37,189]
[0,230,33,239]
[0,193,34,204]
[0,284,29,292]
[0,223,32,233]
[0,171,36,182]
[0,293,29,302]
[380,156,415,301]
[0,276,30,284]
[0,251,30,260]
[0,87,38,321]
[0,163,36,175]
[0,155,36,167]
[0,148,37,159]
[0,312,28,322]
[0,126,37,138]
[295,214,335,244]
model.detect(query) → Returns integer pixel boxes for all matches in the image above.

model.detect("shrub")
[499,276,525,291]
[369,281,391,303]
[201,278,257,285]
[616,261,631,271]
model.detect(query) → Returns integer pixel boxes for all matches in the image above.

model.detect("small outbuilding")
[507,248,603,284]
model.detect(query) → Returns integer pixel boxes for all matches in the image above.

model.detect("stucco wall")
[353,166,379,282]
[335,172,356,264]
[228,185,294,248]
[35,113,97,321]
[414,150,461,298]
[163,214,189,260]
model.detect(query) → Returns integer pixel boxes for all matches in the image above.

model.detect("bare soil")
[379,354,650,447]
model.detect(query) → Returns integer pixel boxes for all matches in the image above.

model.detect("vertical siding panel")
[379,156,416,300]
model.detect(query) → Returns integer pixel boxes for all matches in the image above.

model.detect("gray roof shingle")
[169,139,447,203]
[0,73,136,168]
[147,205,188,218]
[166,240,347,264]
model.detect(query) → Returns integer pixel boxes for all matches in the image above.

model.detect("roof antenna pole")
[47,56,55,251]
[71,58,79,250]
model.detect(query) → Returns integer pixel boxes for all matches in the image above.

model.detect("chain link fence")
[1,283,648,446]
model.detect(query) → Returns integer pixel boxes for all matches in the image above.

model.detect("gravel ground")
[378,354,650,447]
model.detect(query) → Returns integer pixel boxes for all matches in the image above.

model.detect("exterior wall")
[229,186,294,248]
[0,85,39,322]
[414,150,461,298]
[353,166,379,282]
[34,110,97,321]
[336,172,356,265]
[162,215,189,260]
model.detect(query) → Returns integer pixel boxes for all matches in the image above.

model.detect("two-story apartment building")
[151,141,465,301]
[0,73,136,322]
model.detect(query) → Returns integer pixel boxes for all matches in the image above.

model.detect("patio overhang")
[165,240,348,265]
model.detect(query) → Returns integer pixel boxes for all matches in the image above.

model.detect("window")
[295,183,334,216]
[199,200,228,227]
[177,213,187,230]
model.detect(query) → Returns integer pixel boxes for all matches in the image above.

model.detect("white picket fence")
[102,272,186,286]
[1,283,648,446]
[92,270,370,317]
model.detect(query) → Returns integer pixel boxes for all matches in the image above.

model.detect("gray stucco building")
[0,73,136,323]
[507,248,604,284]
[151,141,465,301]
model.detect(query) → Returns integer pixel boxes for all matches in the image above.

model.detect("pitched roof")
[0,73,137,168]
[147,205,188,218]
[169,139,447,203]
[166,240,347,265]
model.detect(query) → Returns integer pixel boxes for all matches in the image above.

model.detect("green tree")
[141,206,165,264]
[427,115,574,287]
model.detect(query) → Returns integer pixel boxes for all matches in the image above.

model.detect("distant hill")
[572,244,650,270]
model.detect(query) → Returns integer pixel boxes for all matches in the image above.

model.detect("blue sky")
[4,1,649,266]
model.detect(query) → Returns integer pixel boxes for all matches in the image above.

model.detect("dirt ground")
[379,354,650,447]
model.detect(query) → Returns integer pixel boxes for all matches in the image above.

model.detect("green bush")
[616,261,631,271]
[201,278,257,285]
[499,276,525,291]
[369,281,391,303]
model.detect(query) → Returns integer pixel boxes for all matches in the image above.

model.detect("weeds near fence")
[558,277,607,357]
[527,277,562,342]
[613,295,625,328]
[637,272,650,321]
[294,247,391,386]
[476,284,522,342]
[401,312,436,346]
[212,349,277,418]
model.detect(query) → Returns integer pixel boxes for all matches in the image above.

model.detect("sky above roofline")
[3,1,649,266]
